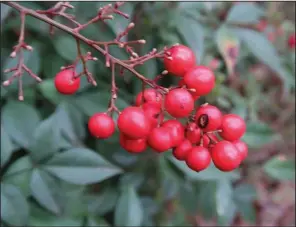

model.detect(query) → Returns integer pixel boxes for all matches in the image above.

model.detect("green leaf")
[30,169,61,214]
[263,155,295,181]
[114,185,144,226]
[38,79,66,104]
[1,183,29,226]
[179,181,199,214]
[1,125,14,167]
[119,173,144,190]
[2,101,41,148]
[87,216,110,227]
[234,183,257,202]
[226,3,263,24]
[242,121,279,148]
[44,148,122,185]
[1,4,12,22]
[196,182,217,219]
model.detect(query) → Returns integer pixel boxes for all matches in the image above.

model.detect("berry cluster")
[54,44,248,173]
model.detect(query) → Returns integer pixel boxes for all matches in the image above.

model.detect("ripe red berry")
[195,104,222,132]
[164,44,196,77]
[142,103,163,129]
[219,114,246,141]
[162,119,185,147]
[120,133,147,153]
[117,106,151,139]
[54,69,80,95]
[211,141,241,172]
[186,122,201,144]
[164,88,194,118]
[178,79,200,100]
[183,65,215,96]
[135,88,162,108]
[173,139,192,161]
[232,140,248,162]
[186,146,211,172]
[88,113,115,139]
[148,127,172,153]
[288,33,295,49]
[201,135,210,148]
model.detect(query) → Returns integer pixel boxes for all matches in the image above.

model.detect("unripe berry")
[135,88,162,108]
[161,119,185,147]
[195,104,222,132]
[54,69,80,95]
[117,106,151,139]
[88,113,115,139]
[232,140,248,162]
[120,133,147,153]
[186,146,211,172]
[219,114,246,141]
[164,44,196,77]
[164,88,194,118]
[142,103,163,129]
[148,127,173,153]
[173,139,192,161]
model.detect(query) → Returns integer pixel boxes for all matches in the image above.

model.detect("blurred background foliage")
[1,1,295,226]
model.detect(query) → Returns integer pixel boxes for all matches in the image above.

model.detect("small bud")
[152,48,157,52]
[60,66,65,70]
[106,61,110,67]
[172,43,180,47]
[92,80,97,86]
[18,95,24,101]
[166,56,173,61]
[201,103,208,106]
[36,77,42,82]
[118,43,124,48]
[188,88,196,92]
[2,80,10,86]
[10,51,16,58]
[138,39,146,44]
[92,57,98,61]
[108,4,112,7]
[87,51,91,55]
[25,45,33,51]
[132,52,138,58]
[128,22,135,29]
[112,93,117,99]
[162,70,168,75]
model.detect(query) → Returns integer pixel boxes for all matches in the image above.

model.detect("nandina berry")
[201,135,210,148]
[164,44,196,77]
[142,103,163,129]
[54,69,80,95]
[186,146,211,172]
[117,106,150,139]
[173,139,192,161]
[164,88,194,118]
[178,79,200,100]
[148,127,172,153]
[195,104,222,132]
[120,133,147,153]
[135,88,162,108]
[183,65,215,96]
[211,141,241,172]
[232,140,248,162]
[288,33,295,49]
[186,122,201,144]
[88,113,115,139]
[162,119,185,147]
[219,114,246,141]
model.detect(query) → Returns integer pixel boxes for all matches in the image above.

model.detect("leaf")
[119,173,144,190]
[1,183,29,226]
[44,148,122,185]
[263,155,295,181]
[38,79,66,104]
[216,25,240,76]
[242,121,279,148]
[30,169,61,214]
[87,216,110,227]
[234,183,257,202]
[1,125,14,167]
[114,185,143,226]
[1,4,12,22]
[196,182,217,219]
[226,3,264,24]
[2,101,41,148]
[179,181,199,214]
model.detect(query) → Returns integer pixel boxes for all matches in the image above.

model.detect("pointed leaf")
[226,3,263,24]
[1,125,14,167]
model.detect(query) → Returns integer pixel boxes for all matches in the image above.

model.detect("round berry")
[88,113,115,139]
[288,33,295,49]
[219,114,246,141]
[183,66,215,96]
[211,141,241,172]
[135,88,162,108]
[164,44,196,77]
[142,103,162,129]
[195,104,222,132]
[117,106,151,139]
[54,69,80,95]
[173,139,192,161]
[120,133,147,153]
[148,127,172,153]
[178,79,200,100]
[162,119,185,147]
[201,135,210,148]
[232,140,248,162]
[164,88,194,118]
[186,146,211,172]
[186,122,201,144]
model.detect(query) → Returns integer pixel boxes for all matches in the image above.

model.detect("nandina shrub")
[1,2,295,227]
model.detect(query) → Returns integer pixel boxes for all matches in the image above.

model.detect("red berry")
[183,66,215,96]
[120,133,147,153]
[288,33,295,49]
[173,139,192,161]
[232,140,248,162]
[201,135,210,148]
[195,104,222,132]
[162,119,185,147]
[164,44,196,77]
[186,122,201,144]
[148,127,172,153]
[186,146,211,172]
[211,141,241,172]
[117,106,151,139]
[178,79,200,100]
[88,113,115,139]
[164,88,194,118]
[135,88,162,108]
[219,114,246,141]
[142,103,163,129]
[54,69,80,95]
